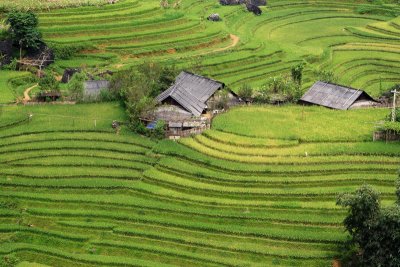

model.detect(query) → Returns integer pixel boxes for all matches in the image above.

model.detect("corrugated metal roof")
[300,81,373,110]
[156,71,224,116]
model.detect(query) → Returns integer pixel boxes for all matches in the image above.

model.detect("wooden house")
[299,81,377,110]
[156,71,241,117]
[152,71,242,138]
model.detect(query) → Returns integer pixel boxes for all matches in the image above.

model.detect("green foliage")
[126,96,156,131]
[254,75,302,103]
[387,108,400,122]
[99,89,117,102]
[6,11,42,50]
[356,4,399,17]
[237,84,253,102]
[110,62,177,101]
[39,72,59,92]
[396,176,400,205]
[291,62,305,85]
[0,254,20,267]
[337,185,381,242]
[68,72,86,101]
[49,44,87,60]
[150,120,166,139]
[0,18,10,40]
[1,59,18,71]
[337,184,400,266]
[382,121,400,133]
[316,70,338,84]
[211,89,229,110]
[110,62,177,134]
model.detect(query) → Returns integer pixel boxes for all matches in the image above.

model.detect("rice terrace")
[0,0,399,266]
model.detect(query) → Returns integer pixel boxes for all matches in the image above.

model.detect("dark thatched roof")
[300,81,376,110]
[156,71,224,116]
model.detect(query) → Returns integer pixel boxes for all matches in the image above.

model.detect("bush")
[99,89,117,102]
[39,72,59,91]
[386,108,400,122]
[151,120,166,139]
[1,58,17,70]
[254,75,302,103]
[49,43,87,60]
[237,84,253,102]
[68,72,86,101]
[0,254,20,267]
[317,69,337,83]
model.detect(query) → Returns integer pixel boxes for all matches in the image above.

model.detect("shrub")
[237,84,253,102]
[254,75,302,103]
[291,62,305,85]
[49,43,87,60]
[68,72,86,101]
[151,120,166,139]
[0,254,20,267]
[317,69,337,83]
[39,72,59,91]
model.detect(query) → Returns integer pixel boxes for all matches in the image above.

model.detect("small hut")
[84,80,110,98]
[36,91,61,102]
[156,71,241,117]
[299,81,377,110]
[151,71,243,138]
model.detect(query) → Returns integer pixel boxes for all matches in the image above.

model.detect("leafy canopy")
[6,11,42,49]
[337,182,400,266]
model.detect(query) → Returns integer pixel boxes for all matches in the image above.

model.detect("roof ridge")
[181,70,224,86]
[316,81,360,92]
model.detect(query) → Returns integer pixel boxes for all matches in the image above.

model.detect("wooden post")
[391,89,398,122]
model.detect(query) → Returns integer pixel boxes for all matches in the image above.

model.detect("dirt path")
[219,34,240,52]
[23,83,38,102]
[199,34,240,56]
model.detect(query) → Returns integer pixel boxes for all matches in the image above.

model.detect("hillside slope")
[0,104,399,266]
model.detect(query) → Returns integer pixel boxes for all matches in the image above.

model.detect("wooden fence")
[167,124,210,139]
[373,130,400,142]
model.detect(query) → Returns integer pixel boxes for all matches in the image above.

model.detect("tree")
[6,11,42,56]
[68,72,86,101]
[337,183,400,266]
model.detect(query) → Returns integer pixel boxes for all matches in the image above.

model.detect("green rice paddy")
[31,0,400,96]
[0,103,399,266]
[0,0,399,265]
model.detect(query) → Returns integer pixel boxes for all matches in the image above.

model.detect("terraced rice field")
[0,104,399,266]
[0,71,31,104]
[19,0,398,96]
